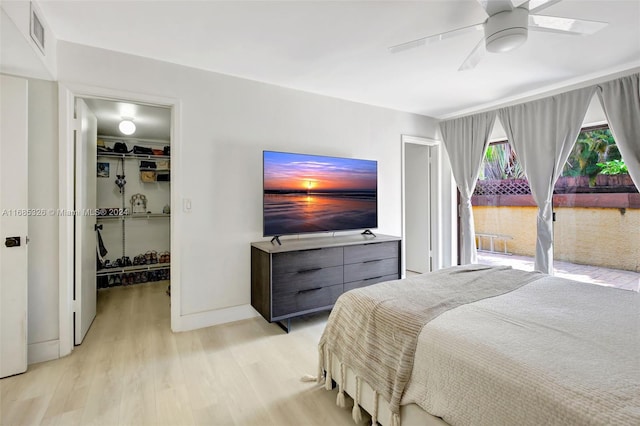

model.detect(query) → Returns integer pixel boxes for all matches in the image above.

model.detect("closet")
[85,99,172,290]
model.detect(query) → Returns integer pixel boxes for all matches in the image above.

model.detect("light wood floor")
[1,282,356,426]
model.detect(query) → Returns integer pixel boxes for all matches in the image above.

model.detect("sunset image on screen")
[263,151,377,236]
[263,151,377,193]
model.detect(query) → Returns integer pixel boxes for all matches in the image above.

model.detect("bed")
[318,264,640,426]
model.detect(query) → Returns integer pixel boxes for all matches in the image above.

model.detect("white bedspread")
[319,265,542,424]
[403,276,640,426]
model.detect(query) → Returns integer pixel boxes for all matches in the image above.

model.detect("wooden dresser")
[251,234,401,331]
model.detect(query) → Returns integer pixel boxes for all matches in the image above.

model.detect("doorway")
[402,135,442,275]
[59,85,180,356]
[75,97,173,344]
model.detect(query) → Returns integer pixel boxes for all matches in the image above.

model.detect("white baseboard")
[173,304,259,332]
[28,339,59,365]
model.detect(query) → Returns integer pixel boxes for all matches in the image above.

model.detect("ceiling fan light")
[486,28,528,53]
[485,7,529,53]
[119,119,136,135]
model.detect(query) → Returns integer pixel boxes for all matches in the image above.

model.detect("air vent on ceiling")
[30,2,45,55]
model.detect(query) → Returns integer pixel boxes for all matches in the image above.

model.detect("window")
[552,126,639,290]
[471,126,639,290]
[472,141,535,271]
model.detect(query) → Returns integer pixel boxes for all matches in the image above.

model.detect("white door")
[0,75,29,378]
[403,140,440,275]
[74,98,98,345]
[405,143,432,273]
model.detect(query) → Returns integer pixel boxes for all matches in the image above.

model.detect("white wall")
[582,95,607,127]
[0,2,56,80]
[57,41,439,328]
[26,78,59,363]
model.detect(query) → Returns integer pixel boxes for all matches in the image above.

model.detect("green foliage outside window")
[480,143,525,180]
[562,128,624,185]
[479,128,627,185]
[597,159,628,175]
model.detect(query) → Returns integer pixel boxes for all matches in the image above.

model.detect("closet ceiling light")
[119,119,136,135]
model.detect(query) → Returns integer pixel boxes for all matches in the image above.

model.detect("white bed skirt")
[329,353,449,426]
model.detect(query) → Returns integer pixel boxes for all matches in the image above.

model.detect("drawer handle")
[364,276,383,281]
[298,287,322,294]
[298,267,322,274]
[363,259,381,264]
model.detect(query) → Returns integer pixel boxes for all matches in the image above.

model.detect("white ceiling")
[38,0,640,119]
[83,98,171,141]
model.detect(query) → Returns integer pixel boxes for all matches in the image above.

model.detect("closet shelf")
[97,263,171,277]
[98,135,169,146]
[97,213,170,220]
[98,152,169,160]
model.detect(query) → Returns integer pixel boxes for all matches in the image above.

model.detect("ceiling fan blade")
[477,0,514,16]
[459,38,487,71]
[529,15,608,35]
[527,0,563,14]
[389,23,484,54]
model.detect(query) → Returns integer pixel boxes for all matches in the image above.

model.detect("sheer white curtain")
[498,87,596,274]
[440,112,497,265]
[597,73,640,190]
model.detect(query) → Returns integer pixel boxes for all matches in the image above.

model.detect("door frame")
[401,134,442,277]
[58,83,182,357]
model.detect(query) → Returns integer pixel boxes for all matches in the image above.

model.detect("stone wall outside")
[473,206,640,272]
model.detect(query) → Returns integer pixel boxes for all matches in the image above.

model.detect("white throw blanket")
[319,265,544,425]
[403,276,640,426]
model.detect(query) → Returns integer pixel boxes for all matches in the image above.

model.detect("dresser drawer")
[344,241,398,264]
[272,265,343,295]
[272,247,343,275]
[344,257,399,283]
[272,283,343,318]
[344,274,399,293]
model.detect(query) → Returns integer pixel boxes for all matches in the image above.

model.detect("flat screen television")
[263,150,378,237]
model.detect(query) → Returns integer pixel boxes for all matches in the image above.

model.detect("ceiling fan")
[389,0,608,71]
